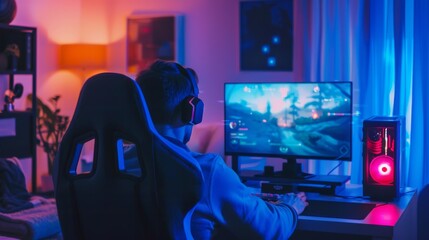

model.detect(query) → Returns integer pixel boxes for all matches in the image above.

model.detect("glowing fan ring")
[369,155,394,184]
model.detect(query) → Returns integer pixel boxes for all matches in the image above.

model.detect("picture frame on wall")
[126,13,184,74]
[240,0,293,71]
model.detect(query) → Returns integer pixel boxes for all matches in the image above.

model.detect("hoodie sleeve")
[207,157,298,240]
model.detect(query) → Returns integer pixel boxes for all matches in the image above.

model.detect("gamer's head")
[135,59,204,144]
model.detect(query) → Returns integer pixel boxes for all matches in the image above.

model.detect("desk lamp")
[58,44,107,80]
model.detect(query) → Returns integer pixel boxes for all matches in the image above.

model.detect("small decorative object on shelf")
[3,83,23,112]
[28,94,69,176]
[0,43,20,71]
[6,43,19,70]
[0,0,17,24]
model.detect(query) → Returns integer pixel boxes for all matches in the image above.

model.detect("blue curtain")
[409,0,429,189]
[296,0,429,190]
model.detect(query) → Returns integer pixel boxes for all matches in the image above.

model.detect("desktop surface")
[295,185,417,240]
[248,183,417,239]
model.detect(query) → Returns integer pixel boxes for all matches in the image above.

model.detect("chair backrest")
[54,72,204,240]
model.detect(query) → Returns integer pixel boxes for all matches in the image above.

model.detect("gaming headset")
[176,63,204,125]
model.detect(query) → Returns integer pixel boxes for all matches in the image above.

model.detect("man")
[135,59,308,239]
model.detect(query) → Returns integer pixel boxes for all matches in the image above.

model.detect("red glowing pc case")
[362,116,405,200]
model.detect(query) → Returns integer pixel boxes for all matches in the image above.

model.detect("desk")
[292,184,417,240]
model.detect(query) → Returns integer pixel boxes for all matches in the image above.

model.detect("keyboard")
[251,192,281,202]
[301,199,376,220]
[252,193,376,220]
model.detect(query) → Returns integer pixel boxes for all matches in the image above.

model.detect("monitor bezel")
[223,81,353,161]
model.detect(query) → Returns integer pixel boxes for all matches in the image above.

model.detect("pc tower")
[363,116,405,200]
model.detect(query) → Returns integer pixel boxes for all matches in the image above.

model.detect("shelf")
[0,25,36,72]
[0,70,36,75]
[0,24,37,192]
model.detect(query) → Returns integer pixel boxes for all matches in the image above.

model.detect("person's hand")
[279,192,308,215]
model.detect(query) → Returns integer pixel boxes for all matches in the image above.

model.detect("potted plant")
[27,94,69,191]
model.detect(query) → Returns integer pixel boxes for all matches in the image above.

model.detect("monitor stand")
[278,158,314,179]
[231,155,313,179]
[231,155,350,195]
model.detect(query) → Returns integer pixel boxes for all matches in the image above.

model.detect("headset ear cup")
[182,96,204,125]
[192,97,204,124]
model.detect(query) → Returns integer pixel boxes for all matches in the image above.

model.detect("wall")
[106,0,299,123]
[9,0,299,189]
[12,0,299,122]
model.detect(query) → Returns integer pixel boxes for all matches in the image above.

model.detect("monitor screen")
[224,82,352,161]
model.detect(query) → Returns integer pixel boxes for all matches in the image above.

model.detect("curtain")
[409,0,429,189]
[295,0,429,190]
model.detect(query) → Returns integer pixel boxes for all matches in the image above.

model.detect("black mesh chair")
[54,72,204,239]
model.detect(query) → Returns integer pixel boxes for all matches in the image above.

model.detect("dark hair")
[136,59,197,124]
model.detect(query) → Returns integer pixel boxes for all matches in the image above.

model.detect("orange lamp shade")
[59,44,107,69]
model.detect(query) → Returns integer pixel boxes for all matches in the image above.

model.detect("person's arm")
[208,158,304,239]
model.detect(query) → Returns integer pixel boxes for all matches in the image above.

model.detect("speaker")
[362,116,405,200]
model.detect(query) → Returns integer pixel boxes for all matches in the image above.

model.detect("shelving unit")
[0,24,37,192]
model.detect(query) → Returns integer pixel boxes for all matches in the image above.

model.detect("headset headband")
[176,63,199,96]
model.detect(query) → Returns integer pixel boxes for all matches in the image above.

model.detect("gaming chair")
[54,72,204,239]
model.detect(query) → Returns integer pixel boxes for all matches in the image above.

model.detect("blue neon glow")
[267,57,276,67]
[272,35,280,44]
[261,45,270,54]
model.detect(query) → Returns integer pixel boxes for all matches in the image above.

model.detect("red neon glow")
[366,204,400,226]
[369,155,394,184]
[366,129,383,155]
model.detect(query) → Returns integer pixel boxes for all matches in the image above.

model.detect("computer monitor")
[224,82,352,178]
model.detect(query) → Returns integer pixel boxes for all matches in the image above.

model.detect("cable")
[326,161,344,175]
[326,150,349,175]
